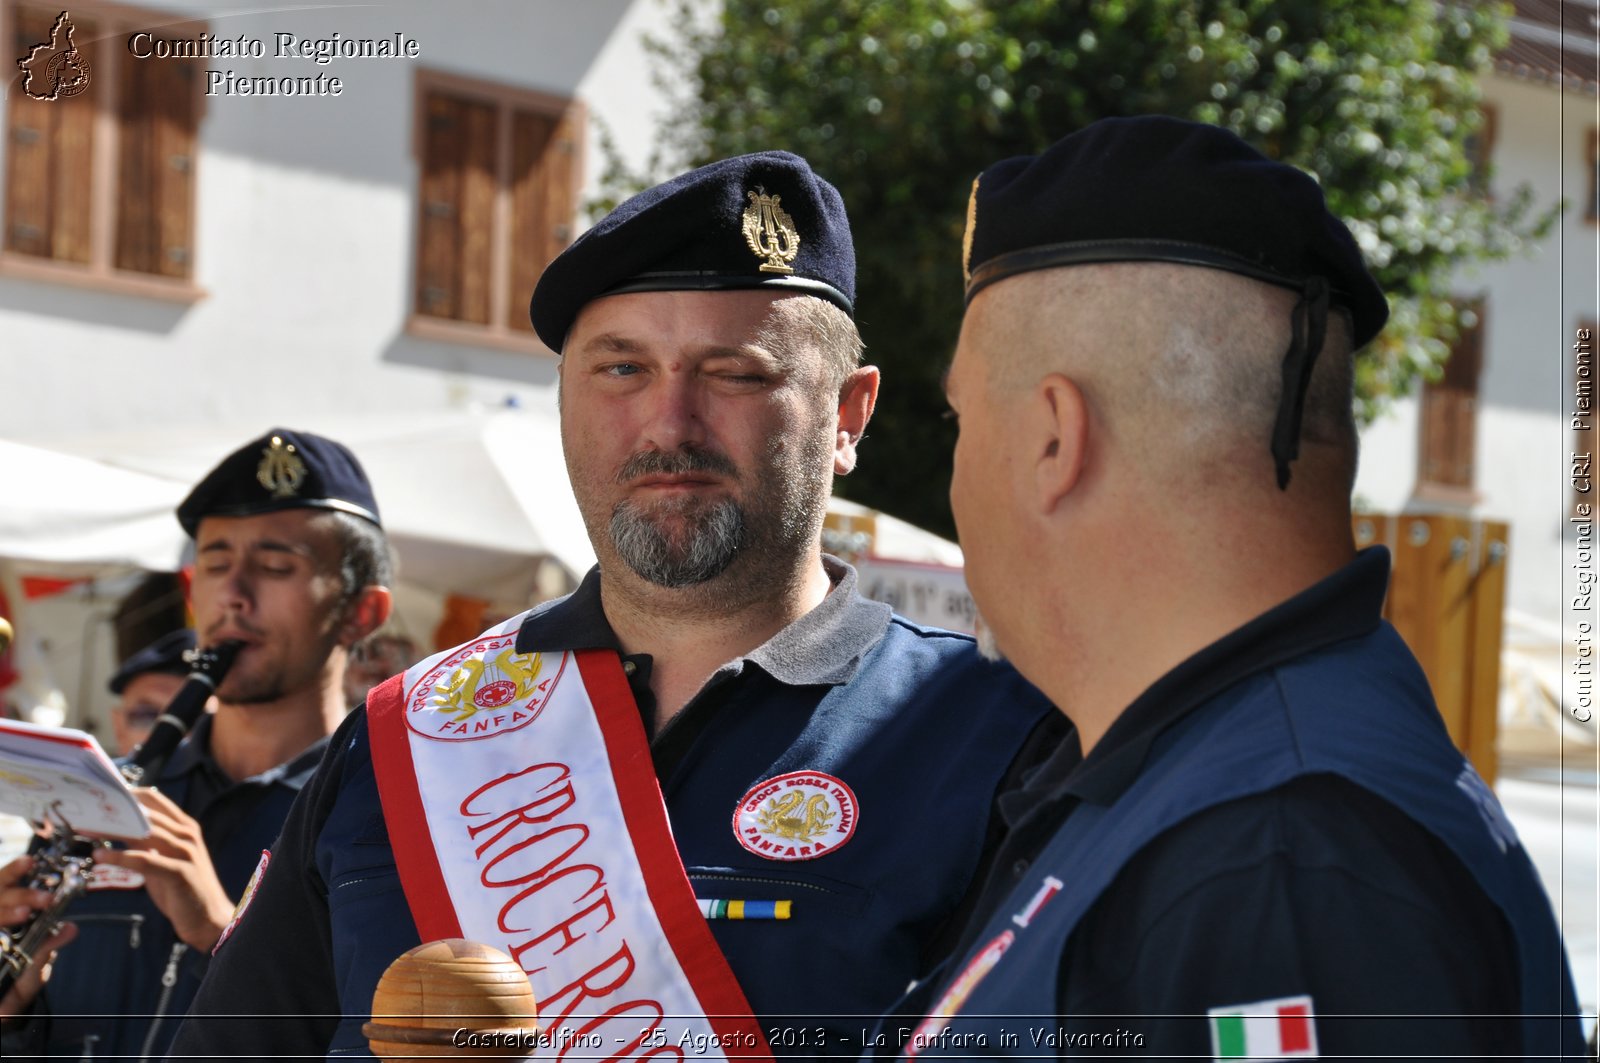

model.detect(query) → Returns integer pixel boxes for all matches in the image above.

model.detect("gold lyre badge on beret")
[256,435,307,499]
[741,190,800,274]
[961,176,980,286]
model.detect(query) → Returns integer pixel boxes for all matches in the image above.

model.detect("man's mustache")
[614,448,739,484]
[205,616,265,642]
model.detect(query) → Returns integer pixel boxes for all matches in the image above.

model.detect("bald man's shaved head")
[965,263,1357,492]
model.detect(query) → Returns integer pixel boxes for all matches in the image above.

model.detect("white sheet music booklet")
[0,718,151,837]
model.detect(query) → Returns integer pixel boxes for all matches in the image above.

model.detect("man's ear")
[337,586,393,648]
[1033,374,1089,514]
[834,366,881,475]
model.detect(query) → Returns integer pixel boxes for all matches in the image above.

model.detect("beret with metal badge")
[530,150,855,351]
[109,628,197,694]
[962,115,1389,488]
[176,428,381,536]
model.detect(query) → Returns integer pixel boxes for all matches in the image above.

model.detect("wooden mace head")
[363,939,539,1060]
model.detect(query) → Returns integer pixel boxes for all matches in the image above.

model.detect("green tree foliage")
[604,0,1555,537]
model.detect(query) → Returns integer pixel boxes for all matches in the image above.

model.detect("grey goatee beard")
[608,448,747,587]
[610,497,746,587]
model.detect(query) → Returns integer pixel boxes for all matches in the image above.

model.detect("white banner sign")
[855,557,976,634]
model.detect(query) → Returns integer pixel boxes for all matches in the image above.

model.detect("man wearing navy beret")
[108,628,202,757]
[1,429,394,1060]
[175,153,1055,1058]
[885,116,1584,1057]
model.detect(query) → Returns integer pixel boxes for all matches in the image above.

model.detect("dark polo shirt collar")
[513,555,891,688]
[157,712,326,789]
[148,711,328,825]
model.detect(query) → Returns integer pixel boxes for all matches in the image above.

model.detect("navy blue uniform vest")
[14,766,304,1061]
[896,622,1583,1058]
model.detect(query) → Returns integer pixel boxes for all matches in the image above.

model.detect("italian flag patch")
[1207,995,1317,1059]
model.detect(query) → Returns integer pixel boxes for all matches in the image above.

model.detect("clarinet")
[121,641,241,786]
[0,640,241,998]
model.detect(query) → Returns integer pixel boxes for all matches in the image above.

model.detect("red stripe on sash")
[575,649,771,1053]
[368,671,464,942]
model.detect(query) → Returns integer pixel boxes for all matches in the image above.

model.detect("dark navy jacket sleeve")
[1059,775,1521,1057]
[166,710,360,1059]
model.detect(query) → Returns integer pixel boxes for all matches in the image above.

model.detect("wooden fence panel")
[1355,512,1508,784]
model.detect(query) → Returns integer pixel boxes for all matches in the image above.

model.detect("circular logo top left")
[405,636,565,742]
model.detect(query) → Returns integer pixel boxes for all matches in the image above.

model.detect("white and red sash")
[368,616,771,1060]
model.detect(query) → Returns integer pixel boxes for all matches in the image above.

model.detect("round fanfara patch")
[214,849,270,954]
[405,637,565,742]
[905,929,1015,1056]
[733,771,858,861]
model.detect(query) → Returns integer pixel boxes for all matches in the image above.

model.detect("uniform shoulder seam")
[886,613,978,643]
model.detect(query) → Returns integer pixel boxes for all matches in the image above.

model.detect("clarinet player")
[0,428,393,1060]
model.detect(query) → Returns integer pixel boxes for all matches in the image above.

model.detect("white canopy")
[30,409,600,601]
[0,441,196,728]
[0,439,190,572]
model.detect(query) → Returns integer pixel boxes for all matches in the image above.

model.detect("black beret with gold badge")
[962,115,1389,488]
[176,428,381,536]
[108,628,196,695]
[530,150,855,351]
